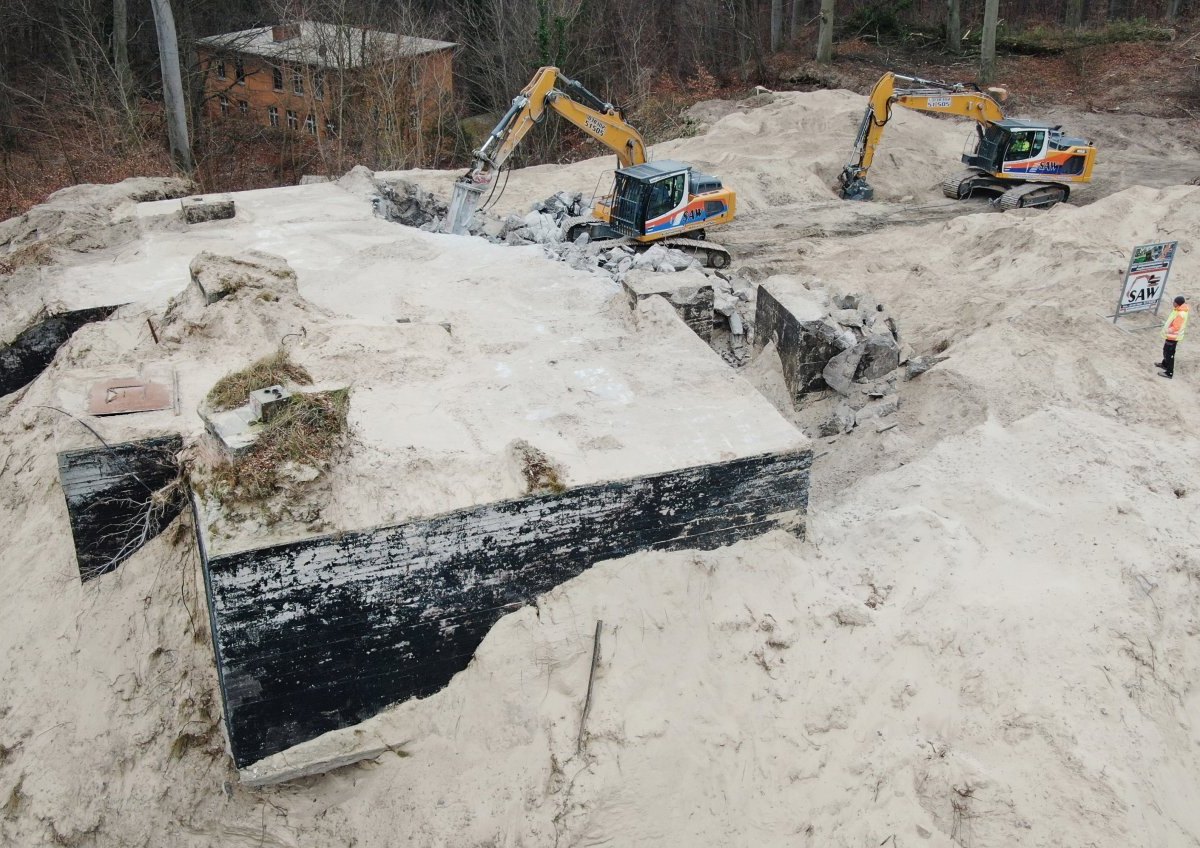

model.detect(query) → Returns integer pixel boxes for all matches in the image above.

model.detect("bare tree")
[816,0,834,64]
[113,0,132,106]
[770,0,783,52]
[980,0,999,84]
[1064,0,1085,28]
[150,0,194,172]
[790,0,803,42]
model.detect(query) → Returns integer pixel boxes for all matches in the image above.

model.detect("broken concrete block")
[856,395,900,421]
[855,335,901,382]
[632,243,668,271]
[182,194,235,224]
[250,385,292,423]
[817,401,856,437]
[823,345,865,396]
[186,250,298,305]
[624,269,715,342]
[756,283,849,404]
[905,354,948,381]
[205,405,261,456]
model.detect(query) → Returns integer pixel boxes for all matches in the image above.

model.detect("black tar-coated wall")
[200,448,812,767]
[1,306,118,397]
[58,435,184,581]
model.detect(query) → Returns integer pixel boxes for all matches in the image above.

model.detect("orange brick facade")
[197,45,453,141]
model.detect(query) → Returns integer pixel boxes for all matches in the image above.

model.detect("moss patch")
[206,348,312,412]
[211,389,350,503]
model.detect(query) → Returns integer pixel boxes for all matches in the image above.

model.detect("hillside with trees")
[0,0,1194,214]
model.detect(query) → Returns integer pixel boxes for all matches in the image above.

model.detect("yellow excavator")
[838,72,1097,209]
[444,67,735,267]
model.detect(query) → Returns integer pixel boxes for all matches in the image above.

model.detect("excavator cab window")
[1004,130,1046,161]
[965,124,1007,171]
[646,174,686,221]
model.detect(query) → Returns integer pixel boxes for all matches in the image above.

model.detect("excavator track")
[998,182,1069,210]
[664,236,732,270]
[941,169,986,200]
[559,218,732,269]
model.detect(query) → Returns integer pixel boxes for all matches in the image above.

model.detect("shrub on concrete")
[206,348,312,411]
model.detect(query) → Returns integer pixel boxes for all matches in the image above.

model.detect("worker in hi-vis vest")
[1157,295,1189,379]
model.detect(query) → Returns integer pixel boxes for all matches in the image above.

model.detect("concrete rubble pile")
[808,292,944,437]
[754,277,946,437]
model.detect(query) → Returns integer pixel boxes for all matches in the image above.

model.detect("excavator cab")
[600,161,733,242]
[963,120,1093,180]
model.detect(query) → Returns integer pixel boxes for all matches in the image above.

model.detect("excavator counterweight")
[838,72,1097,209]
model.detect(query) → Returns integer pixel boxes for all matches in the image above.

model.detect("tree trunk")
[113,0,133,112]
[979,0,999,84]
[790,0,802,40]
[771,0,784,51]
[816,0,834,63]
[946,0,961,52]
[149,0,194,173]
[1166,0,1182,21]
[1065,0,1084,28]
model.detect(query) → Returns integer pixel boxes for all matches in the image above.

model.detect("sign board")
[1115,241,1177,320]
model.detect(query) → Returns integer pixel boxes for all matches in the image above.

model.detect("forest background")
[0,0,1192,215]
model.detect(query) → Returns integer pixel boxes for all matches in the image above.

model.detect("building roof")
[197,21,455,69]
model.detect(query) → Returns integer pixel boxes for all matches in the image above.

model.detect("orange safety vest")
[1163,303,1189,341]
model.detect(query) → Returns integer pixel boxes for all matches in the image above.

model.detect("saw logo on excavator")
[444,66,734,269]
[839,72,1098,210]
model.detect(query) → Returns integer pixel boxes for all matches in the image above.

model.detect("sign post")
[1113,241,1177,324]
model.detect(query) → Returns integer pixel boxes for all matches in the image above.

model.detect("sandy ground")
[1,88,1199,847]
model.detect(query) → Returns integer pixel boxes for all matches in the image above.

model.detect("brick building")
[196,22,455,142]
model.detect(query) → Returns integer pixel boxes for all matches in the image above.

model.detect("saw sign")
[1125,271,1162,306]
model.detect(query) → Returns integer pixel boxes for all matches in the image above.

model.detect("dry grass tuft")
[205,348,312,412]
[211,389,350,502]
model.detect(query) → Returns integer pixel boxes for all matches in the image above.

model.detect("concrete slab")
[43,178,813,772]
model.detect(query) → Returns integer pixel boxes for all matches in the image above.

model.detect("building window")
[324,119,338,137]
[219,95,229,115]
[273,65,283,91]
[286,110,298,130]
[238,100,248,116]
[235,57,245,85]
[268,106,279,127]
[292,69,304,95]
[304,114,316,135]
[215,59,226,80]
[314,71,325,100]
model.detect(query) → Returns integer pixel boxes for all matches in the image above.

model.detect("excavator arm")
[466,66,648,180]
[444,67,649,233]
[838,72,1006,200]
